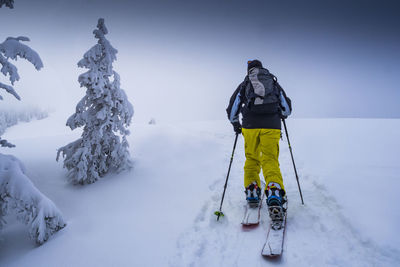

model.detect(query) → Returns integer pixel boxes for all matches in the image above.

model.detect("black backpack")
[244,68,280,113]
[244,67,292,117]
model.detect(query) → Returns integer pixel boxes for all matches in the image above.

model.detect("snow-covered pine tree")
[0,2,65,244]
[0,154,66,244]
[0,36,43,147]
[57,18,134,185]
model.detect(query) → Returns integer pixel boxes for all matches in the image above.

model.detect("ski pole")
[215,132,239,221]
[282,119,305,205]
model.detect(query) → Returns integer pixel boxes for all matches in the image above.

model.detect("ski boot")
[266,182,287,230]
[245,182,261,208]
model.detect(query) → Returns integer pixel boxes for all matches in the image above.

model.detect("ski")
[261,210,287,257]
[242,189,265,226]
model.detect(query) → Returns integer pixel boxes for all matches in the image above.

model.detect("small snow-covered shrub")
[148,118,156,125]
[57,18,134,185]
[0,154,66,244]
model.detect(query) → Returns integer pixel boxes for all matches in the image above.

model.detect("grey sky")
[1,0,399,121]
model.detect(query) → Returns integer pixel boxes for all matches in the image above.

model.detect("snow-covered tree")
[0,0,14,8]
[0,36,43,147]
[0,154,66,244]
[57,18,134,185]
[0,2,65,245]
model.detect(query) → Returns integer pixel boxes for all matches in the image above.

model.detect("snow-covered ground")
[0,115,399,266]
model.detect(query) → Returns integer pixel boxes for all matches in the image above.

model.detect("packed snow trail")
[172,120,400,267]
[0,116,399,266]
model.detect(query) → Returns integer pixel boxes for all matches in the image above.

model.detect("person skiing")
[226,59,292,221]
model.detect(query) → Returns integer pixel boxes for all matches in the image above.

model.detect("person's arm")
[226,81,245,124]
[277,83,292,118]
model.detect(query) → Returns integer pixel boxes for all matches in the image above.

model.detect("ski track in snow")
[1,118,399,266]
[171,129,400,267]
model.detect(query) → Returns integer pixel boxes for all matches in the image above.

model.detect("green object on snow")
[214,210,224,220]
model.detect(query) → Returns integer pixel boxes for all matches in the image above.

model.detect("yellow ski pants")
[242,128,285,191]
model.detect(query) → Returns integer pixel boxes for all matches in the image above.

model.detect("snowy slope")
[0,115,399,267]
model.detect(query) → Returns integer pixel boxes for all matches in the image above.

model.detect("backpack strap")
[243,75,255,108]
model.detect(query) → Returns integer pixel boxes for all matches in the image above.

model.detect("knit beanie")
[247,60,263,71]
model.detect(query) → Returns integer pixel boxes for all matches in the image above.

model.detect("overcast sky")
[1,0,399,122]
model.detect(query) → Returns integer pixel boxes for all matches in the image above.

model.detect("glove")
[232,121,242,134]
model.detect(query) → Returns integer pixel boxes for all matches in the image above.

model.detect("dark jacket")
[226,68,290,130]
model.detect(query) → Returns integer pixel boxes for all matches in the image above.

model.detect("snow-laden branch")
[0,0,14,8]
[0,53,20,86]
[0,81,20,100]
[0,154,66,244]
[0,138,15,148]
[0,36,43,100]
[1,37,43,70]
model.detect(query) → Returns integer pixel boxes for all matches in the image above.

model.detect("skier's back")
[226,59,292,222]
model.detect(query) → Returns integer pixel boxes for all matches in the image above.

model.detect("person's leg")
[242,128,261,188]
[259,129,285,191]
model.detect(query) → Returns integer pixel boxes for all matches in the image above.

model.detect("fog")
[1,0,399,123]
